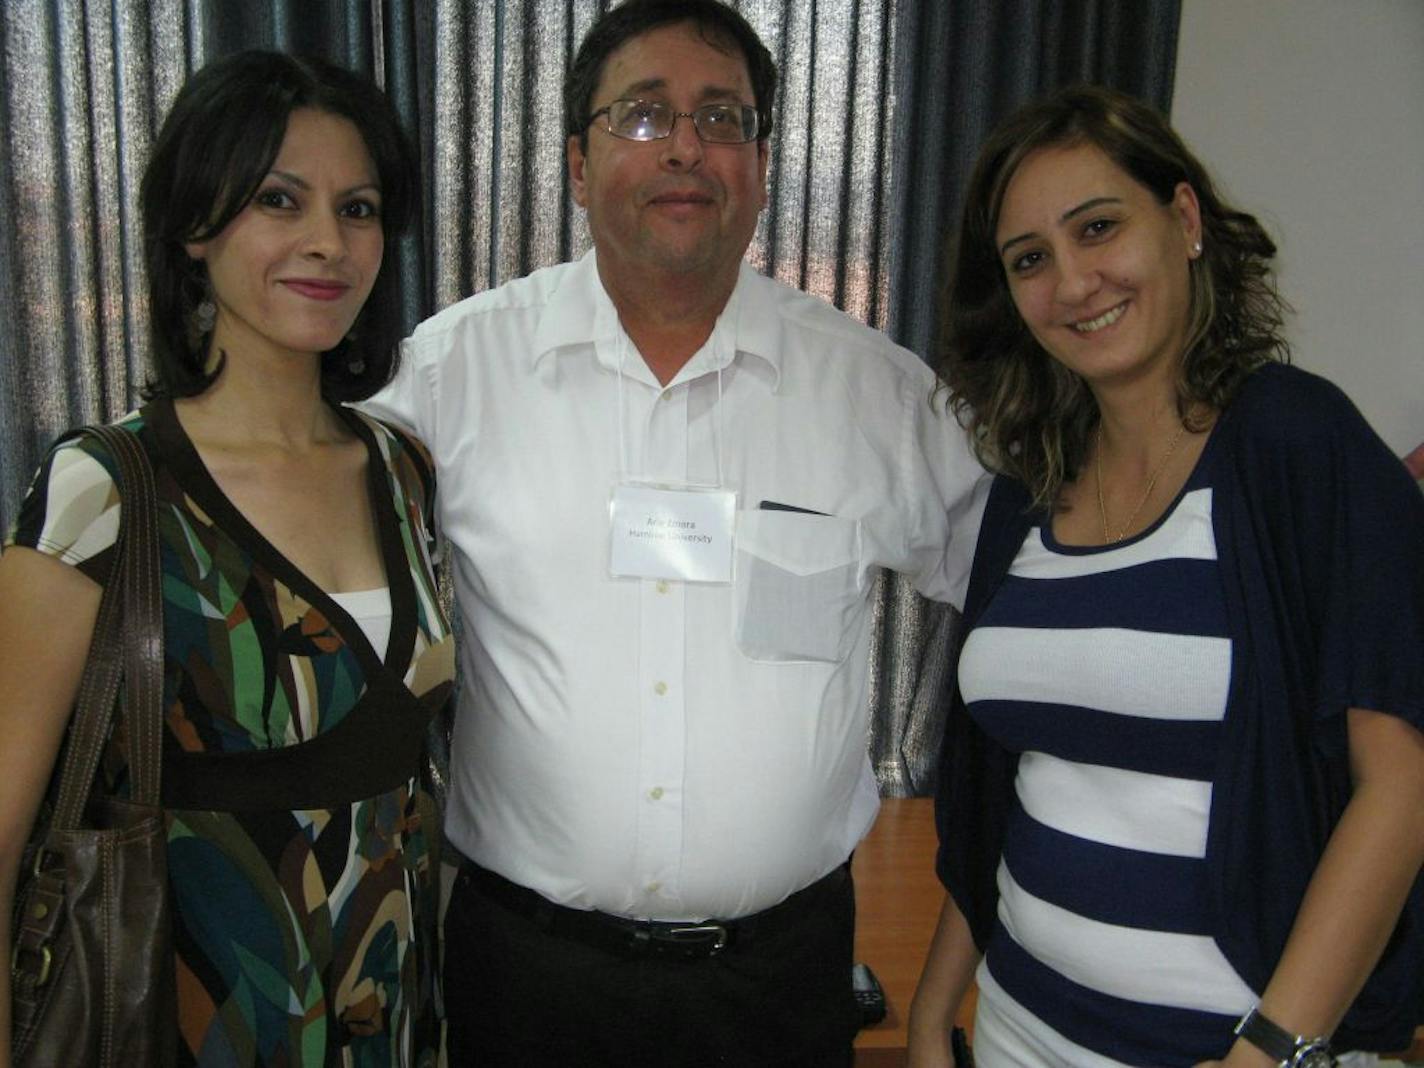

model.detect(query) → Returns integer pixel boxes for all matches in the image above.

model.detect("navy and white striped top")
[958,457,1257,1066]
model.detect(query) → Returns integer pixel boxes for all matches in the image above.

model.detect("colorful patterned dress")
[7,396,452,1067]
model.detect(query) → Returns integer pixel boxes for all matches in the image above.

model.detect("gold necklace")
[1095,421,1188,543]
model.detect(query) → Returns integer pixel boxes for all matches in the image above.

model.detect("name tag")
[609,483,736,584]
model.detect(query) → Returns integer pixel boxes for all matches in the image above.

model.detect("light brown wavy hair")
[936,85,1290,509]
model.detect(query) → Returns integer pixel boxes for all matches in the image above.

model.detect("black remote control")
[951,1026,976,1067]
[850,962,887,1027]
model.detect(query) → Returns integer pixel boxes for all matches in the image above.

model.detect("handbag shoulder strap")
[49,423,164,822]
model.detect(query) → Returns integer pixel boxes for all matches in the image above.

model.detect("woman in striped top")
[908,86,1424,1068]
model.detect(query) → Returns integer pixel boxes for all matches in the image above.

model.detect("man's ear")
[568,135,589,208]
[757,139,769,210]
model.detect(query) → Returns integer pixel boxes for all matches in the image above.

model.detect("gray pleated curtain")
[0,0,1179,796]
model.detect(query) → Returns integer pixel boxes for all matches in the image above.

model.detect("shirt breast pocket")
[734,510,862,664]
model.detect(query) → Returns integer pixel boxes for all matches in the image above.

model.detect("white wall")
[1171,0,1424,457]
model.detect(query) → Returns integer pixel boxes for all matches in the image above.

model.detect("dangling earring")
[344,330,364,375]
[186,288,217,352]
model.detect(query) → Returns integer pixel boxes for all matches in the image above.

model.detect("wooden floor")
[848,798,1424,1066]
[852,798,973,1068]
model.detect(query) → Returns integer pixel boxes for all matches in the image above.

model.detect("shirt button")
[646,881,662,894]
[655,579,670,594]
[649,786,665,801]
[653,681,668,696]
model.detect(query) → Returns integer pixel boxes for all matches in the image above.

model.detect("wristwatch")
[1233,1007,1336,1068]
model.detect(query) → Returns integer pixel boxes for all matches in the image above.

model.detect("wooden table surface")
[851,797,975,1067]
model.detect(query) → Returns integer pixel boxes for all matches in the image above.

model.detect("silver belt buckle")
[663,923,729,955]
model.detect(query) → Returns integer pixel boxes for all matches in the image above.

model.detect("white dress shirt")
[363,250,987,920]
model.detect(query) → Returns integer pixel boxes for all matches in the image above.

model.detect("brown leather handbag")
[9,423,176,1067]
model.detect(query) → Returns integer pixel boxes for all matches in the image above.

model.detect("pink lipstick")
[281,279,349,301]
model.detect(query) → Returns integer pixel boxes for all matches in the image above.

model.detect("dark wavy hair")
[141,50,419,402]
[564,0,777,152]
[937,84,1290,508]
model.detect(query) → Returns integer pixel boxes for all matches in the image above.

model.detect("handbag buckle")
[11,943,53,987]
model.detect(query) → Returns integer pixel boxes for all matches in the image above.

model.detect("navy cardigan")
[935,363,1424,1049]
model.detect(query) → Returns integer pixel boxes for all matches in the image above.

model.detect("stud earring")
[1191,241,1203,257]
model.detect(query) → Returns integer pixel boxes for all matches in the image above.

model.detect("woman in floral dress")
[1,51,450,1067]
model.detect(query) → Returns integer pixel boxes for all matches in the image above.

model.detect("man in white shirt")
[365,1,985,1064]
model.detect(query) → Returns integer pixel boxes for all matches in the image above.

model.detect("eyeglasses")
[586,99,760,144]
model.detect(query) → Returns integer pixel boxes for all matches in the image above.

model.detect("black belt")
[461,859,849,961]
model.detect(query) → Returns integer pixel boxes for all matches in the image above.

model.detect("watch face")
[1295,1049,1335,1068]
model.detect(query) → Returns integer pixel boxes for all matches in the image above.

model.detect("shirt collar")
[529,249,616,364]
[529,251,783,390]
[728,260,783,389]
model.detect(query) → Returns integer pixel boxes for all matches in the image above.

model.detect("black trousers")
[443,863,859,1068]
